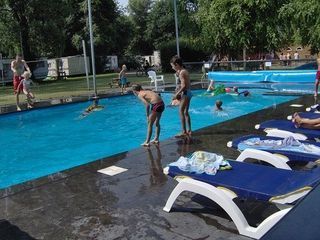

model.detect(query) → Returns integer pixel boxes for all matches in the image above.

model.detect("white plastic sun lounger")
[163,158,320,239]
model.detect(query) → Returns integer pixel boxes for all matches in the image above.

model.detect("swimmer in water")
[80,98,104,119]
[215,100,223,111]
[233,86,250,97]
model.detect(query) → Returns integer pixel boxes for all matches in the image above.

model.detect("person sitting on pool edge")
[215,100,223,111]
[132,84,165,147]
[233,86,250,97]
[292,112,320,129]
[80,97,104,118]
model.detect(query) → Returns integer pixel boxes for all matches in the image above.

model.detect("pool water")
[0,89,296,189]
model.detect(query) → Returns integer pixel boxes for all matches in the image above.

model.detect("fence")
[184,58,317,73]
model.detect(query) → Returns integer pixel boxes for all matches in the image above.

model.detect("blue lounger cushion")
[293,112,320,119]
[231,134,320,162]
[258,120,320,140]
[167,161,320,202]
[307,104,320,112]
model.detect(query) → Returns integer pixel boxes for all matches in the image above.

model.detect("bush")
[159,39,208,72]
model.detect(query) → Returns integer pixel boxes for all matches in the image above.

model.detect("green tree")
[145,0,175,49]
[65,0,131,56]
[0,0,70,58]
[280,0,320,53]
[128,0,153,54]
[196,0,290,58]
[145,0,201,53]
[2,0,33,59]
[0,5,20,57]
[28,0,69,57]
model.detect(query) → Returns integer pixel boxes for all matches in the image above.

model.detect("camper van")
[0,58,48,84]
[47,55,90,77]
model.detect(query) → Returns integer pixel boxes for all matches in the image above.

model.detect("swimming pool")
[0,90,296,189]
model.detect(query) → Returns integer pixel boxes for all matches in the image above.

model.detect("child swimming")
[80,98,104,119]
[215,100,223,111]
[233,86,250,97]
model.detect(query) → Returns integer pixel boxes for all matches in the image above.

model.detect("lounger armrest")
[269,186,312,204]
[235,149,291,170]
[265,129,307,141]
[163,166,169,175]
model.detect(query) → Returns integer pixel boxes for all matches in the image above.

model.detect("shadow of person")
[146,145,167,186]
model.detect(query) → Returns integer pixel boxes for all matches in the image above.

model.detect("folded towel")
[240,136,320,155]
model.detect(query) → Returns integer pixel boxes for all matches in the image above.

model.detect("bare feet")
[175,132,187,138]
[17,106,21,111]
[141,142,150,147]
[150,139,159,144]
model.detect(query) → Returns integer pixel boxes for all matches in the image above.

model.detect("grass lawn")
[0,72,202,106]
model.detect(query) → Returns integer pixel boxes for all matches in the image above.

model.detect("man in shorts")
[11,54,31,111]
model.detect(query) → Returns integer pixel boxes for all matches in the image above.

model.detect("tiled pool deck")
[0,94,316,239]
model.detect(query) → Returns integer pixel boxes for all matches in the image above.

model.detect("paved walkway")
[0,94,314,239]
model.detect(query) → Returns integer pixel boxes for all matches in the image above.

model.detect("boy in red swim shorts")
[314,58,320,97]
[132,84,165,147]
[11,54,30,111]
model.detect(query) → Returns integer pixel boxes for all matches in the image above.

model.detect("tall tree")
[0,4,20,57]
[28,0,69,57]
[145,0,175,49]
[280,0,320,53]
[196,0,290,57]
[128,0,153,55]
[65,0,131,56]
[144,0,201,51]
[5,0,33,59]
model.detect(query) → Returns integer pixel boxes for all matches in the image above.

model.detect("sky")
[118,0,128,8]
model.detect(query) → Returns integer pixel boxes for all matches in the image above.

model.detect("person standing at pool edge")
[314,58,320,97]
[170,55,192,137]
[132,84,165,147]
[119,64,128,95]
[11,54,31,111]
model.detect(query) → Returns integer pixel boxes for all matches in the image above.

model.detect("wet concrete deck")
[0,94,316,239]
